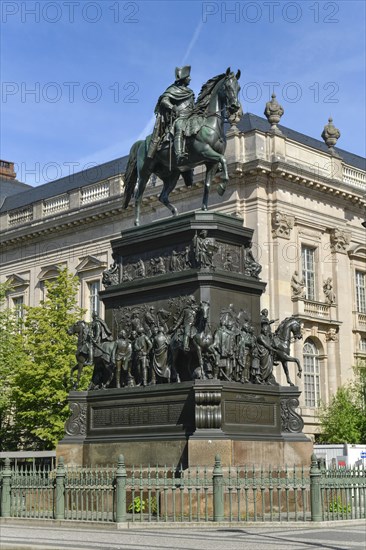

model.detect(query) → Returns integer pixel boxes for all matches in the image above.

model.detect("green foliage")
[10,268,84,450]
[317,367,366,444]
[128,496,158,514]
[0,282,28,450]
[329,496,351,514]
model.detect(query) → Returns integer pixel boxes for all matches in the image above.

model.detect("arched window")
[303,340,320,407]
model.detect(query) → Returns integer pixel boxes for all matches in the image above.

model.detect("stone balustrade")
[43,194,70,216]
[8,206,33,227]
[80,181,110,205]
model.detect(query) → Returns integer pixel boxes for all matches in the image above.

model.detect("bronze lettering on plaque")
[92,402,184,428]
[225,401,276,426]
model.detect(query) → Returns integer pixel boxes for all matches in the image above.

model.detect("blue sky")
[1,0,365,185]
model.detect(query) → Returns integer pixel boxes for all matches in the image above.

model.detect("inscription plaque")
[225,401,276,426]
[92,401,184,429]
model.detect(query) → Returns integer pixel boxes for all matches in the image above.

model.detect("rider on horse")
[148,66,195,165]
[90,311,113,363]
[170,295,199,351]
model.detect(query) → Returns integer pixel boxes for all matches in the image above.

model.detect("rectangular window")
[303,341,320,408]
[304,360,320,407]
[12,296,24,320]
[356,271,366,313]
[360,338,366,352]
[88,280,100,319]
[302,246,316,301]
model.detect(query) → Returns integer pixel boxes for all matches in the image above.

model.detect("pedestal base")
[58,381,312,468]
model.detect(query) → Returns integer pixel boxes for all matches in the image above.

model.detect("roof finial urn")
[321,117,341,154]
[264,93,284,134]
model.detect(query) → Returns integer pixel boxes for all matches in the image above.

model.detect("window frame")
[302,246,317,301]
[303,339,320,408]
[355,270,366,313]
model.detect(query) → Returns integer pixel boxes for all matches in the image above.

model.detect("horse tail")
[123,140,143,209]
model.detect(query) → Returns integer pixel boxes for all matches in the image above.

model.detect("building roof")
[1,157,128,213]
[0,178,33,209]
[1,114,364,214]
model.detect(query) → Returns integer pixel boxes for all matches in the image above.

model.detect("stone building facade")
[1,113,365,438]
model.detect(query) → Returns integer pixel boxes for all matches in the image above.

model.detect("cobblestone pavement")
[0,521,365,550]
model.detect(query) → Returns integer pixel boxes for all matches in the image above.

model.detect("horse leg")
[295,358,302,378]
[70,364,77,389]
[281,360,294,386]
[103,362,115,389]
[182,169,193,188]
[202,163,219,210]
[159,174,180,216]
[134,195,142,226]
[192,339,205,379]
[194,143,229,197]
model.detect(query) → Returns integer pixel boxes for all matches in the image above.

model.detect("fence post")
[1,458,12,517]
[116,454,127,522]
[310,453,322,521]
[55,456,65,520]
[213,454,224,522]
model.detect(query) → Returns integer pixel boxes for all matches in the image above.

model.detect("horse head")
[67,321,78,336]
[194,301,210,333]
[276,316,302,343]
[67,320,87,337]
[289,317,303,340]
[220,68,242,121]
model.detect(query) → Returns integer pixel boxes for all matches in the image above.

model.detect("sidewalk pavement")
[0,519,365,550]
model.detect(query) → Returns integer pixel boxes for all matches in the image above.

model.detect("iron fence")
[1,454,365,523]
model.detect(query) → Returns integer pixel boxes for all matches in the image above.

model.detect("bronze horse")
[123,68,242,226]
[272,317,303,386]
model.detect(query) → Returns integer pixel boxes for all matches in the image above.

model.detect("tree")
[11,268,87,449]
[317,366,366,444]
[0,282,28,450]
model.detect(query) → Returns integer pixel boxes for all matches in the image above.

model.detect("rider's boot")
[174,131,187,165]
[142,366,148,386]
[183,333,190,352]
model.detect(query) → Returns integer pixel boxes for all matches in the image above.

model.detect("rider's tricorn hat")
[175,65,191,81]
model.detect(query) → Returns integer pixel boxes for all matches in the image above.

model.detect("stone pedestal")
[59,212,312,469]
[58,381,311,468]
[101,211,266,335]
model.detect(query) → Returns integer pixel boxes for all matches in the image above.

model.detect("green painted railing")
[1,454,365,523]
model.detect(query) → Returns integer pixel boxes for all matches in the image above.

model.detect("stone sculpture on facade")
[291,270,306,298]
[323,277,336,304]
[264,93,284,134]
[329,228,350,253]
[272,212,294,238]
[321,116,341,155]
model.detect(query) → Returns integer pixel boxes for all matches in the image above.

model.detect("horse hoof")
[134,220,140,227]
[201,204,208,211]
